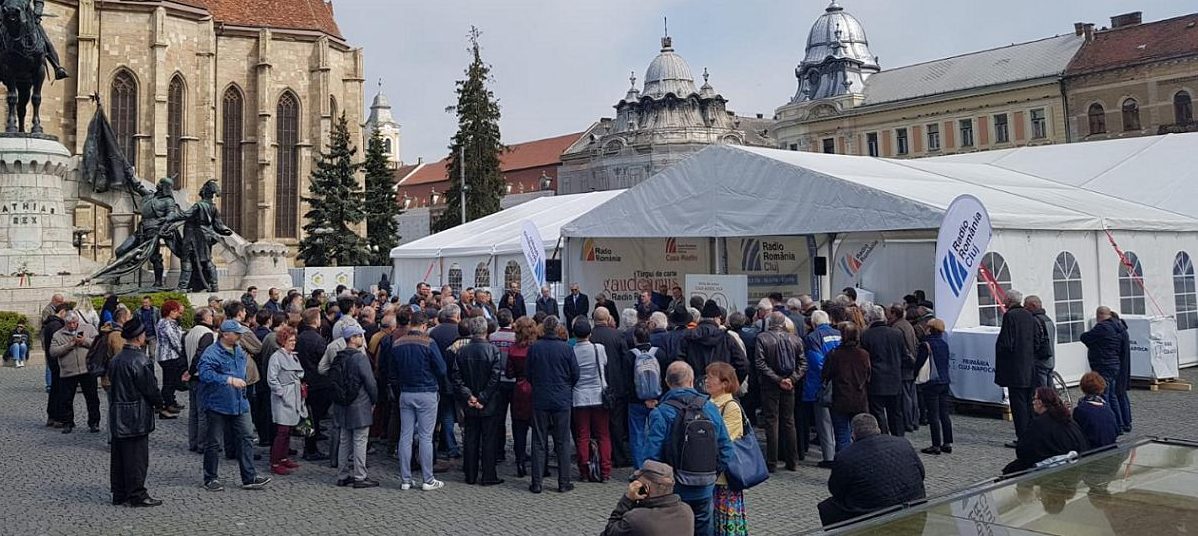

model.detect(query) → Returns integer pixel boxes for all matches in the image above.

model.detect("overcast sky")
[336,0,1191,163]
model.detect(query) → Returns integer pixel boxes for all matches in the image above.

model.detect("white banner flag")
[520,220,546,289]
[934,195,992,335]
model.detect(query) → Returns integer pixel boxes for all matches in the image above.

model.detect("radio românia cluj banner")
[934,195,992,335]
[569,238,710,311]
[728,237,806,302]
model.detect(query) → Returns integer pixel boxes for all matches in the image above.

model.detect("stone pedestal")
[238,241,294,291]
[0,137,81,276]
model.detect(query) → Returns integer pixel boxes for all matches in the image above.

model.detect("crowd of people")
[13,278,1135,534]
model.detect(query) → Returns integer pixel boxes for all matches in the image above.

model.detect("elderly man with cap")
[332,324,379,488]
[602,460,695,536]
[49,310,101,434]
[197,320,272,492]
[107,317,165,507]
[318,311,362,467]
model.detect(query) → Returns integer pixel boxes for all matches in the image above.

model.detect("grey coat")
[267,349,307,426]
[332,348,377,430]
[572,341,608,408]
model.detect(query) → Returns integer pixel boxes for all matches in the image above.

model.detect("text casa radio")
[665,238,699,262]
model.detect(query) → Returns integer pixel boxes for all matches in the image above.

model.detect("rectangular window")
[788,143,798,151]
[896,128,908,155]
[1031,108,1047,139]
[926,123,940,151]
[994,114,1009,143]
[822,138,835,154]
[866,132,879,157]
[959,119,974,147]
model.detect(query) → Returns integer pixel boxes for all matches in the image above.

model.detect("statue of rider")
[175,179,233,292]
[31,0,69,80]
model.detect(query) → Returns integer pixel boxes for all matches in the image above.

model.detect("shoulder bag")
[720,399,769,491]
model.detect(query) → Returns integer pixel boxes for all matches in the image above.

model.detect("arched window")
[383,138,393,155]
[504,260,521,292]
[110,69,138,167]
[977,252,1012,327]
[474,262,491,289]
[1087,103,1106,135]
[1122,98,1141,131]
[167,75,186,188]
[447,264,463,293]
[1176,91,1194,125]
[275,91,300,238]
[221,85,245,234]
[1174,252,1197,330]
[1118,251,1146,315]
[1053,252,1085,343]
[329,95,338,121]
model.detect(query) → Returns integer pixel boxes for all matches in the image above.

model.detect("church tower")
[365,81,402,166]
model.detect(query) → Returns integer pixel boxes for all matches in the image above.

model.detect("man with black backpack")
[644,361,734,536]
[330,325,379,488]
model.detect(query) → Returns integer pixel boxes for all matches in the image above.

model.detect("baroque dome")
[642,36,699,99]
[802,1,878,70]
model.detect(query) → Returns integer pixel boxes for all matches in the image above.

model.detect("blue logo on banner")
[741,239,762,271]
[939,254,969,298]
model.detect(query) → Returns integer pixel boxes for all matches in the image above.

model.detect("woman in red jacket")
[507,317,538,478]
[821,322,872,452]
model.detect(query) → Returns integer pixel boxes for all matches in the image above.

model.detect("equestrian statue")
[0,0,69,134]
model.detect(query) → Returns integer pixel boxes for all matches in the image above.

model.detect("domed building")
[775,1,1082,157]
[558,34,773,194]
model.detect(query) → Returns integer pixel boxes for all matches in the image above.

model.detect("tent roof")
[559,143,1198,239]
[936,133,1198,220]
[390,190,624,259]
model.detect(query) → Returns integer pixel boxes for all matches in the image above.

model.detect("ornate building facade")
[1064,12,1198,142]
[41,0,364,260]
[775,1,1081,158]
[557,35,772,194]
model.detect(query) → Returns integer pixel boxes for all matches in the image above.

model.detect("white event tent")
[559,134,1198,383]
[389,190,623,307]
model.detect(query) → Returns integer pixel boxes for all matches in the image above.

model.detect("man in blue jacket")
[385,311,449,491]
[525,316,580,494]
[1080,306,1129,432]
[197,320,271,492]
[644,361,734,536]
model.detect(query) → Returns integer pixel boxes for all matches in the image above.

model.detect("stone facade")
[0,137,81,277]
[38,0,364,262]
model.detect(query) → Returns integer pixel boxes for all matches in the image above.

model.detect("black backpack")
[329,352,361,406]
[663,396,719,487]
[86,330,112,377]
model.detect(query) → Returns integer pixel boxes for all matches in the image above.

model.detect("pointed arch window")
[1053,252,1085,343]
[1087,103,1106,135]
[221,86,245,234]
[275,91,301,238]
[1118,251,1146,315]
[167,75,186,188]
[110,69,138,167]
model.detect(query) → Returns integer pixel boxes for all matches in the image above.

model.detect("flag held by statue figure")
[80,98,135,193]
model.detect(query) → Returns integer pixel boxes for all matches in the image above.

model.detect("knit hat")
[121,316,145,339]
[701,299,722,319]
[342,324,366,340]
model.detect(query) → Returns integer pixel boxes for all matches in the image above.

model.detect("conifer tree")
[363,126,401,265]
[298,113,368,266]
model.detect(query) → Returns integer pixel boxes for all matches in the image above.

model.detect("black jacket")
[597,301,620,327]
[995,305,1038,389]
[679,320,750,384]
[451,338,504,417]
[1081,318,1123,374]
[501,290,527,319]
[1029,307,1056,371]
[754,329,808,387]
[525,335,580,412]
[296,324,331,389]
[860,321,907,396]
[591,325,630,400]
[107,345,163,439]
[1118,319,1131,385]
[564,293,589,324]
[1016,413,1090,466]
[535,296,559,318]
[650,327,686,362]
[41,316,64,367]
[827,434,926,517]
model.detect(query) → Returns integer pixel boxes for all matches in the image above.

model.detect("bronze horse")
[0,0,46,133]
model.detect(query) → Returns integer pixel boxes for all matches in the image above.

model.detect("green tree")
[434,26,506,232]
[298,113,368,266]
[363,126,401,265]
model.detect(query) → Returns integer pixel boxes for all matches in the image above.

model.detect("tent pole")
[806,235,819,301]
[825,233,837,300]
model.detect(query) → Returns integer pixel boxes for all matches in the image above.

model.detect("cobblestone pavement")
[2,350,1195,535]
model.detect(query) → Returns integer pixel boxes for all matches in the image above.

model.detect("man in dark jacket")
[42,304,67,427]
[332,325,379,488]
[450,316,505,486]
[591,308,632,469]
[679,300,750,387]
[1080,306,1129,432]
[734,309,763,427]
[564,283,589,337]
[197,320,271,491]
[108,317,165,507]
[385,311,449,490]
[595,294,620,327]
[994,291,1040,447]
[601,460,694,536]
[818,414,925,527]
[1025,295,1056,389]
[427,305,462,458]
[652,307,691,361]
[755,312,808,471]
[887,304,919,433]
[502,282,527,319]
[635,290,658,320]
[861,305,909,437]
[535,286,558,319]
[297,308,332,460]
[525,317,580,493]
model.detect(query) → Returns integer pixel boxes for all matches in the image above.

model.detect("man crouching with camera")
[602,460,694,535]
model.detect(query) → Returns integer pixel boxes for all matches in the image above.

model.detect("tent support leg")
[807,235,819,301]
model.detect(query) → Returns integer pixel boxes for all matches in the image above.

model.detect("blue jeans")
[203,411,257,485]
[831,411,853,452]
[437,396,459,456]
[628,402,652,469]
[1099,371,1128,431]
[681,493,713,536]
[399,391,439,484]
[8,342,26,361]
